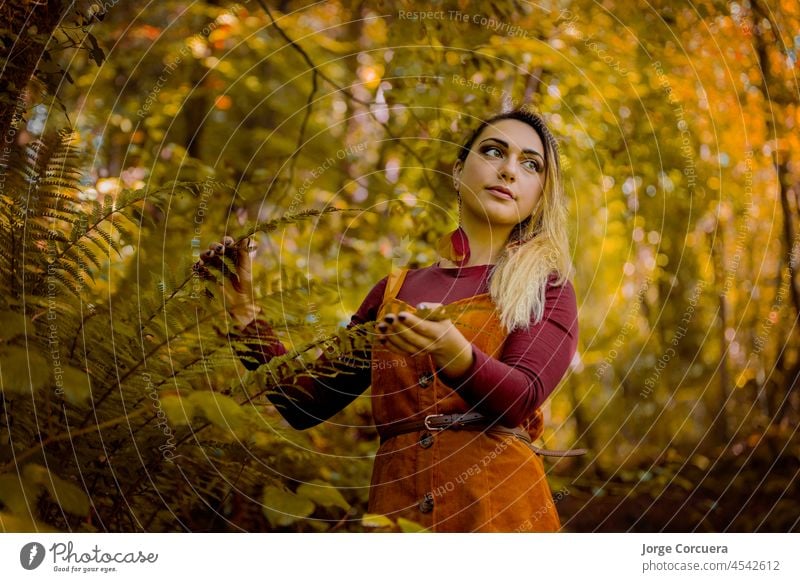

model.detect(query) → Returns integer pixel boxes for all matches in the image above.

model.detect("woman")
[194,107,580,532]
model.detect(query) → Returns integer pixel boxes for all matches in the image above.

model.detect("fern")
[0,129,383,532]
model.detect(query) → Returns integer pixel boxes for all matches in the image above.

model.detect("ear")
[452,160,462,188]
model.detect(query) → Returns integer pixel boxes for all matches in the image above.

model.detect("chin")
[482,217,522,229]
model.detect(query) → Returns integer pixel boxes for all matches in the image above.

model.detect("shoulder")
[363,274,391,307]
[545,273,577,301]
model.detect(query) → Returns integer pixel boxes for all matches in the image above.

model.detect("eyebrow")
[479,137,544,161]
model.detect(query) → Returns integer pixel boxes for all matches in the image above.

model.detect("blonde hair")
[456,107,573,332]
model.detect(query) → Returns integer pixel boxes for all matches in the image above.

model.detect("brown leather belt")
[379,412,588,458]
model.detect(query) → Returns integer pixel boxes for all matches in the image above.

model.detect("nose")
[498,155,517,182]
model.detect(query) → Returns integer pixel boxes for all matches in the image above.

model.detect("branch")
[253,0,441,195]
[1,407,150,474]
[278,69,319,205]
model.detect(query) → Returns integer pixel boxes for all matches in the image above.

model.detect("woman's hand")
[192,235,261,327]
[376,302,474,381]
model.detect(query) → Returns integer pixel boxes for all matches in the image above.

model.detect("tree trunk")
[751,0,800,424]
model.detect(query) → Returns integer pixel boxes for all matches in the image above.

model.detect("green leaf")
[361,513,394,528]
[0,346,50,395]
[296,480,350,511]
[262,485,315,528]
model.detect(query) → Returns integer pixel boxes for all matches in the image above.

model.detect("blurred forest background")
[1,0,798,532]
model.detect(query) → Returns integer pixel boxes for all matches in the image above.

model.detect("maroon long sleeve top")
[236,263,579,430]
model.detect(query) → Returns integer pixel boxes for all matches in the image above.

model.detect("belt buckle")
[424,414,446,431]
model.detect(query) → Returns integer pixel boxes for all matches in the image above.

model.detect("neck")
[441,215,512,267]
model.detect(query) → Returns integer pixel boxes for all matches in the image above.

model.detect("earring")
[436,189,471,267]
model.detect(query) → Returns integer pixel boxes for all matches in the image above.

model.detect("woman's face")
[453,118,546,229]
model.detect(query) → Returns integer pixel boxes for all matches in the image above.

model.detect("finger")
[199,249,225,271]
[381,320,429,355]
[375,320,416,353]
[191,260,218,283]
[205,237,247,263]
[231,237,253,266]
[414,302,450,322]
[198,248,241,287]
[382,330,425,357]
[390,311,443,341]
[231,238,256,290]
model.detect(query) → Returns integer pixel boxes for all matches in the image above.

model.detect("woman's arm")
[227,276,390,430]
[196,235,390,430]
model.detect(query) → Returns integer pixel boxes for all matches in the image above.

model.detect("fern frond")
[84,226,122,257]
[73,241,104,272]
[240,207,366,240]
[56,258,92,289]
[39,210,82,224]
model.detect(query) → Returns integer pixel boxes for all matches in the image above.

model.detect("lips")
[486,185,514,200]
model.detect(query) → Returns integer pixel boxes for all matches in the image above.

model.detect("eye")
[480,145,503,158]
[523,159,543,173]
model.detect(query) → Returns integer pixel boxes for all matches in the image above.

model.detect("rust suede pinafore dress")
[367,267,561,532]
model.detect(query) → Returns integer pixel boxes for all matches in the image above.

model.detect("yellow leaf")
[22,464,90,516]
[60,366,92,405]
[296,480,350,511]
[247,431,273,449]
[0,511,56,532]
[0,311,31,342]
[160,394,194,427]
[361,513,394,528]
[262,485,315,528]
[187,391,244,431]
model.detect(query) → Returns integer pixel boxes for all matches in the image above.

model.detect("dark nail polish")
[377,324,387,332]
[398,314,406,322]
[384,315,394,323]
